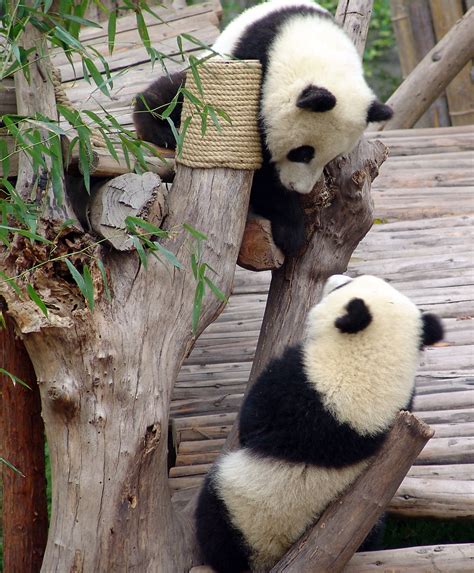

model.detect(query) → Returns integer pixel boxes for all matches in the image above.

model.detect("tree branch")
[376,7,474,130]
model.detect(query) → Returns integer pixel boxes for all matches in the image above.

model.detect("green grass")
[383,516,474,550]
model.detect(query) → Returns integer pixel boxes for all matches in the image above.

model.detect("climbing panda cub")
[195,274,444,573]
[133,0,393,256]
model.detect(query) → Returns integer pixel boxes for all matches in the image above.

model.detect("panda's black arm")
[250,167,306,256]
[239,345,387,468]
[133,70,185,149]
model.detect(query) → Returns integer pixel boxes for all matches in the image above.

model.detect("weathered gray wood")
[379,8,474,130]
[345,543,474,572]
[270,412,434,573]
[89,172,167,250]
[2,162,253,571]
[12,7,75,224]
[391,477,474,518]
[335,0,374,56]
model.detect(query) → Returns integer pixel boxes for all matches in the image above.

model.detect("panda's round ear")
[297,85,336,112]
[421,313,444,346]
[335,298,372,334]
[367,100,393,123]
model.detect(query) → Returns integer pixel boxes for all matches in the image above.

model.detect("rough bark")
[378,7,474,130]
[270,412,434,573]
[237,215,284,272]
[335,0,374,57]
[0,313,48,572]
[1,165,252,571]
[13,12,75,225]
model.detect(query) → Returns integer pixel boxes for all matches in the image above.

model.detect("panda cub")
[133,0,393,256]
[195,274,444,573]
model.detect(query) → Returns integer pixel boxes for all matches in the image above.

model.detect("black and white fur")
[195,274,443,573]
[133,0,393,256]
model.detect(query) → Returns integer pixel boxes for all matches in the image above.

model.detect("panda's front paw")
[271,221,306,257]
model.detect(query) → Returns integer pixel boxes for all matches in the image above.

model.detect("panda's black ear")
[297,85,336,112]
[421,313,444,347]
[335,298,372,334]
[367,100,393,123]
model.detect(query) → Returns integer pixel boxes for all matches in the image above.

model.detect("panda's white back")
[214,449,368,572]
[212,0,328,55]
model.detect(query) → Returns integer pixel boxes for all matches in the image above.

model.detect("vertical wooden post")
[0,314,48,572]
[429,0,474,126]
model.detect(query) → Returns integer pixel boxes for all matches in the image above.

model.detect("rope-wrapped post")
[177,60,284,272]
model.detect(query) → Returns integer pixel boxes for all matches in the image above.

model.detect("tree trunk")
[0,315,48,572]
[1,165,252,571]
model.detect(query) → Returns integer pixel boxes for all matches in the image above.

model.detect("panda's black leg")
[195,474,251,573]
[133,71,185,148]
[250,176,306,256]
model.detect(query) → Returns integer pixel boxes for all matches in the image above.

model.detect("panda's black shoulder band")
[421,313,444,347]
[335,298,372,334]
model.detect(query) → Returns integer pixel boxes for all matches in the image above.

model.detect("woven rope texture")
[178,60,262,170]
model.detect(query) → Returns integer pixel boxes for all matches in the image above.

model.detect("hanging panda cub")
[133,0,393,256]
[195,274,444,573]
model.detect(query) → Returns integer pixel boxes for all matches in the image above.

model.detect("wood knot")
[47,383,78,415]
[144,422,161,455]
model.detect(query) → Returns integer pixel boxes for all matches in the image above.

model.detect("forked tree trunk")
[2,165,252,571]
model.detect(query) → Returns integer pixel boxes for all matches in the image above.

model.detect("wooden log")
[406,0,450,127]
[345,543,474,572]
[0,314,48,572]
[378,7,474,130]
[270,412,434,573]
[237,215,285,272]
[429,0,474,126]
[335,0,374,57]
[416,436,474,465]
[407,463,474,480]
[390,477,474,518]
[13,6,75,224]
[89,172,167,250]
[390,0,419,78]
[67,142,175,182]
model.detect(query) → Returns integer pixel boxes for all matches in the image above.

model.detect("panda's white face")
[262,14,378,194]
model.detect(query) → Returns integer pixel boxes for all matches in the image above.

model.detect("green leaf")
[183,223,207,241]
[84,58,110,97]
[0,368,31,390]
[82,265,95,311]
[189,55,203,97]
[125,216,168,238]
[192,279,205,334]
[0,457,25,477]
[0,271,22,296]
[65,258,87,298]
[153,242,183,269]
[96,259,112,302]
[0,225,53,244]
[53,25,84,52]
[204,276,227,302]
[108,9,117,54]
[136,10,151,49]
[27,284,48,317]
[190,253,198,280]
[130,235,148,268]
[0,139,10,178]
[60,13,102,28]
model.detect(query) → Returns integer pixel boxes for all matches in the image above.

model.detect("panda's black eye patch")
[287,146,315,164]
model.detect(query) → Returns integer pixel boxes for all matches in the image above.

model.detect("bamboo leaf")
[0,368,31,390]
[125,216,168,237]
[204,276,227,302]
[27,284,48,317]
[192,279,205,334]
[0,457,25,477]
[65,258,86,296]
[82,264,95,311]
[0,139,10,178]
[153,242,183,269]
[108,9,117,54]
[96,259,112,302]
[183,223,207,241]
[130,235,148,268]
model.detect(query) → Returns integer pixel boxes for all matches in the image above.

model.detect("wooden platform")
[170,126,474,569]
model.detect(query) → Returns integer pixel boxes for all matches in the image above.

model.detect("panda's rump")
[215,449,368,570]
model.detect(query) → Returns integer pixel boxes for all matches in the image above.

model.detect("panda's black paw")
[271,221,306,257]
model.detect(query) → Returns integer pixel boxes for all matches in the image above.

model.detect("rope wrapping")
[178,60,263,170]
